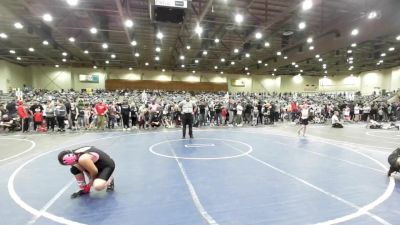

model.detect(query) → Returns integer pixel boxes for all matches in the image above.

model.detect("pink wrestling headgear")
[58,150,77,165]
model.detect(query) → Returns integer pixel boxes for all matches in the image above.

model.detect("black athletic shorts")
[96,159,115,181]
[301,118,309,125]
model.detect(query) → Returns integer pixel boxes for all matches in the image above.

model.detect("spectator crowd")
[0,88,399,133]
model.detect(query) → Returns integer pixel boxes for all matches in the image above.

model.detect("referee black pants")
[182,113,193,138]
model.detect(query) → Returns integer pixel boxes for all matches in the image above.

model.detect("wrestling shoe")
[106,179,114,192]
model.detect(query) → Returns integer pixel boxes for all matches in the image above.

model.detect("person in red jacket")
[33,110,43,131]
[95,99,108,130]
[17,101,29,132]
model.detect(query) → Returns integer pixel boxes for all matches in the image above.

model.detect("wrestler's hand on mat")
[71,184,91,198]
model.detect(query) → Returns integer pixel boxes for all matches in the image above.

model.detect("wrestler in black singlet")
[75,146,115,180]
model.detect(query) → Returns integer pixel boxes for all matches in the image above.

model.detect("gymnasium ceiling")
[0,0,399,77]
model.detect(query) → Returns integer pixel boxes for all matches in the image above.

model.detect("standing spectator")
[45,100,56,131]
[130,102,138,128]
[120,100,131,131]
[6,100,17,117]
[95,99,108,130]
[215,101,222,126]
[55,100,67,132]
[17,100,29,132]
[236,102,243,126]
[70,101,78,130]
[354,104,360,122]
[33,110,43,131]
[297,103,310,137]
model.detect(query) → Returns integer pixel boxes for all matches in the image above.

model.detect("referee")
[179,94,197,139]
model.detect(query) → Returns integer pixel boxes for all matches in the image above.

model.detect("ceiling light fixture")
[90,27,98,34]
[284,56,288,59]
[102,43,108,49]
[55,64,59,68]
[28,47,34,52]
[16,57,22,60]
[84,50,89,54]
[309,46,314,50]
[62,58,67,62]
[14,22,23,29]
[351,43,357,47]
[214,38,220,43]
[181,65,185,68]
[307,37,313,43]
[351,28,359,36]
[180,55,185,60]
[145,62,149,66]
[302,0,313,11]
[192,70,196,74]
[298,21,306,30]
[162,69,165,72]
[42,40,49,45]
[111,54,116,59]
[255,32,262,39]
[264,42,270,47]
[69,37,75,42]
[367,11,377,19]
[195,24,203,36]
[93,66,97,69]
[214,66,218,69]
[315,54,320,58]
[62,52,68,56]
[203,50,208,56]
[155,56,160,61]
[245,53,250,58]
[220,71,224,75]
[277,51,282,56]
[231,61,235,65]
[155,47,161,52]
[130,40,137,46]
[124,19,133,28]
[195,59,199,63]
[156,32,164,39]
[381,53,386,57]
[66,0,79,6]
[134,52,140,57]
[105,60,109,64]
[397,35,400,41]
[235,13,243,24]
[247,72,250,76]
[0,33,8,39]
[264,63,268,67]
[42,13,53,22]
[234,48,239,53]
[221,58,225,62]
[9,50,15,54]
[186,45,191,50]
[388,47,395,51]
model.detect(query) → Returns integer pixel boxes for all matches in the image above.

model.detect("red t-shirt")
[34,112,43,122]
[95,103,107,116]
[17,105,28,119]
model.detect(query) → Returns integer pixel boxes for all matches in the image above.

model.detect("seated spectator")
[150,111,161,128]
[332,111,343,128]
